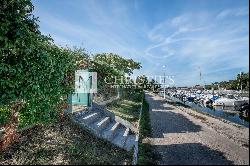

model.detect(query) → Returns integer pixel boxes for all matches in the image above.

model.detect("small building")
[193,85,204,90]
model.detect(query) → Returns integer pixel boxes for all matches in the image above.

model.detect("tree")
[206,72,249,91]
[0,0,77,127]
[94,53,141,75]
[149,79,161,92]
[136,75,149,90]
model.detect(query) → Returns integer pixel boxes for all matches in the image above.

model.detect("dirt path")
[145,92,249,165]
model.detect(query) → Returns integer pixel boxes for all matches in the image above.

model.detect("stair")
[112,126,129,148]
[72,109,138,151]
[94,117,111,132]
[80,112,100,125]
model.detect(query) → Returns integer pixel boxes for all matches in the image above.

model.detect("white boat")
[213,94,248,107]
[203,97,212,105]
[240,97,249,104]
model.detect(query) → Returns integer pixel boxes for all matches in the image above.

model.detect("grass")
[106,99,141,127]
[0,116,132,165]
[138,96,150,138]
[137,93,158,165]
[105,90,158,164]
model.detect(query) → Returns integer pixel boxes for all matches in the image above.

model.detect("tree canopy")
[0,0,142,127]
[205,72,249,90]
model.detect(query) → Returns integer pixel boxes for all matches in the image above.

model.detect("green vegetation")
[0,2,142,164]
[106,90,143,125]
[0,0,77,127]
[138,94,151,138]
[137,93,157,165]
[0,117,132,165]
[0,106,11,125]
[107,100,141,125]
[0,0,141,128]
[136,75,161,92]
[92,53,141,101]
[205,72,249,90]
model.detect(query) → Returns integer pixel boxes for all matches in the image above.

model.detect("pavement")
[145,92,249,165]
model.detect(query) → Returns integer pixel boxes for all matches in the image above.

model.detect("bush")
[121,88,143,102]
[0,0,77,127]
[139,94,150,138]
[138,93,157,165]
[0,106,11,126]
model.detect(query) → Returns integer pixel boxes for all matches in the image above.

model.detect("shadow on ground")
[146,94,202,138]
[149,110,202,138]
[145,93,235,165]
[153,143,234,165]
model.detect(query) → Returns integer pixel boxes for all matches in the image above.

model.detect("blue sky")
[32,0,249,86]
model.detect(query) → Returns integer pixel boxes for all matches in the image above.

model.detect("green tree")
[0,0,77,127]
[92,53,141,91]
[206,72,249,91]
[136,75,149,90]
[94,53,141,75]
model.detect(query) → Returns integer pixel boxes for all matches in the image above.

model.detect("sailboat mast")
[240,71,243,93]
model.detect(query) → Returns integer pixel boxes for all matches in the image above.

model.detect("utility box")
[67,70,97,113]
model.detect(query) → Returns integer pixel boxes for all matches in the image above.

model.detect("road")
[145,92,249,165]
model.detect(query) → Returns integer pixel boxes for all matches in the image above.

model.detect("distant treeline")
[205,72,249,90]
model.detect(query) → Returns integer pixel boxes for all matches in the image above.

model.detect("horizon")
[32,0,249,87]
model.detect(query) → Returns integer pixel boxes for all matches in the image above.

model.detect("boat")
[187,96,195,102]
[213,94,248,107]
[203,97,213,105]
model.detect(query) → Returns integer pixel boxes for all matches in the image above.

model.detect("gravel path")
[145,92,249,165]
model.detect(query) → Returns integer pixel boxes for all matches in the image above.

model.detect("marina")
[159,90,249,127]
[1,0,249,165]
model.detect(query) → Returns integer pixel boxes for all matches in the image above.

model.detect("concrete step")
[102,122,120,141]
[73,107,87,113]
[79,112,99,125]
[73,110,89,120]
[112,127,129,148]
[71,108,138,152]
[124,134,137,151]
[124,127,130,137]
[122,127,130,147]
[91,116,111,132]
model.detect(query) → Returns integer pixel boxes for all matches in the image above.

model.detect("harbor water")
[159,94,249,127]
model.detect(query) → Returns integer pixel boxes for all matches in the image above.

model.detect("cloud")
[145,9,249,86]
[216,7,249,19]
[36,5,145,61]
[33,0,249,86]
[171,15,189,26]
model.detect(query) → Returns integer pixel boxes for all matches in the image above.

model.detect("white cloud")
[145,9,249,86]
[36,7,145,61]
[171,15,189,26]
[216,7,249,19]
[33,1,249,86]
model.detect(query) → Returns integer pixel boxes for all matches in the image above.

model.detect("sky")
[32,0,249,87]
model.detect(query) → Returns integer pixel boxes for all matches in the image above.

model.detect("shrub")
[138,93,157,165]
[0,106,11,126]
[0,0,77,127]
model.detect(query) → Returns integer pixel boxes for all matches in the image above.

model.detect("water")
[159,94,249,127]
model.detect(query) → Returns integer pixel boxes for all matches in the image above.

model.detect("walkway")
[145,92,249,165]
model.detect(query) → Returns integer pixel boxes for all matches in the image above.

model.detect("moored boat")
[213,94,248,107]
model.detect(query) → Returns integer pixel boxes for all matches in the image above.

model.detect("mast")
[164,72,166,99]
[198,66,205,90]
[240,71,243,93]
[162,65,166,99]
